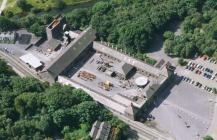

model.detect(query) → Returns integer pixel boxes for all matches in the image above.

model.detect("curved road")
[0,0,7,15]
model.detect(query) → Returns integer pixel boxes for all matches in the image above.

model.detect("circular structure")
[135,77,148,87]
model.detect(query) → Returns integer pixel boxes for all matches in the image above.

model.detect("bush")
[0,17,18,31]
[203,135,214,140]
[31,8,42,14]
[55,0,66,11]
[178,58,188,66]
[3,10,14,18]
[16,0,32,11]
[145,58,157,66]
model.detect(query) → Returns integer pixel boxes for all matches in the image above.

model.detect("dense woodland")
[164,0,217,58]
[0,59,128,140]
[90,0,203,54]
[1,0,217,59]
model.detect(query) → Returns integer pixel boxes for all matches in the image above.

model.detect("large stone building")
[57,41,175,120]
[41,27,96,82]
[38,16,175,120]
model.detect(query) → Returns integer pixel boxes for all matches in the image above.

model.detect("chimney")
[166,63,176,77]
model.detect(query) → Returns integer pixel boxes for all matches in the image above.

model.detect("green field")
[4,0,94,14]
[3,0,21,14]
[26,0,56,9]
[64,0,92,5]
[11,0,92,9]
[27,0,93,9]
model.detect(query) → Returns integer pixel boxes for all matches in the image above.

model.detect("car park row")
[181,76,214,94]
[201,55,217,64]
[186,61,217,82]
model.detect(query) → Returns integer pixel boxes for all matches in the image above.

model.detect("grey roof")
[96,122,111,140]
[90,121,101,138]
[112,61,134,77]
[46,27,96,78]
[145,82,161,99]
[90,121,111,140]
[20,53,42,69]
[47,39,61,49]
[125,103,136,116]
[121,63,134,75]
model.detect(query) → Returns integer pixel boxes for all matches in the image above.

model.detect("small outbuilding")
[116,62,136,79]
[20,53,43,71]
[90,121,111,140]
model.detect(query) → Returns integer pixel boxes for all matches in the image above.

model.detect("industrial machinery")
[78,71,96,81]
[98,81,113,91]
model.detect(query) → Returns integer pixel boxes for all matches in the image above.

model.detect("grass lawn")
[27,0,94,9]
[64,0,93,5]
[4,0,22,14]
[4,0,94,14]
[27,0,55,9]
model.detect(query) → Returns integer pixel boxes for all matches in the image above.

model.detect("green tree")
[16,0,31,11]
[14,93,42,117]
[66,8,90,29]
[55,0,66,10]
[0,59,16,76]
[92,1,111,15]
[163,31,174,40]
[29,23,45,37]
[0,17,18,31]
[203,135,214,140]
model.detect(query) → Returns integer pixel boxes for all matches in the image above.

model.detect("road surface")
[0,0,7,15]
[111,110,174,140]
[207,97,217,139]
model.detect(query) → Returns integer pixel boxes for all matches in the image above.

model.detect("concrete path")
[0,0,7,15]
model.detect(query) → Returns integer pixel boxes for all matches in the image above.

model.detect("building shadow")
[147,34,163,53]
[142,74,183,119]
[147,20,181,53]
[126,128,140,140]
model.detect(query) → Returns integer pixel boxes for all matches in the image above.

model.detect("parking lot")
[178,57,217,94]
[151,77,215,140]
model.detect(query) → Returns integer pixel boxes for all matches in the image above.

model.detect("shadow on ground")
[143,75,183,118]
[147,21,181,53]
[126,128,140,140]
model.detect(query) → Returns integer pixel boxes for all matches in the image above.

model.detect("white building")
[20,53,43,70]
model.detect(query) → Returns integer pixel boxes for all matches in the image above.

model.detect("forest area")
[163,0,217,58]
[1,0,217,59]
[0,59,128,140]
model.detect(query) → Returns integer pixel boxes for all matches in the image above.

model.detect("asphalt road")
[151,76,215,140]
[111,110,174,140]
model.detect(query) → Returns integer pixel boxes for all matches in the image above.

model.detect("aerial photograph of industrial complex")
[0,0,217,140]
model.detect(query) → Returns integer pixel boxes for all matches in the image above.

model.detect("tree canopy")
[164,0,217,58]
[0,59,128,140]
